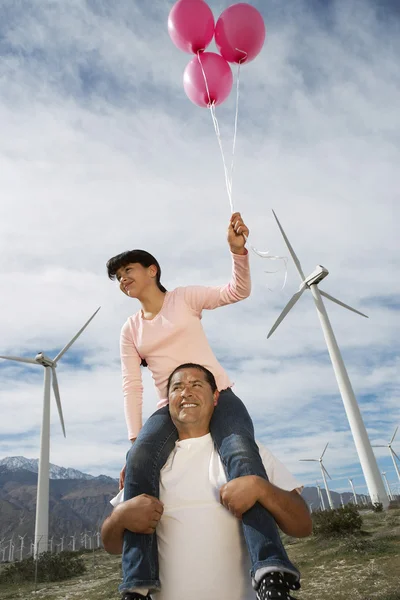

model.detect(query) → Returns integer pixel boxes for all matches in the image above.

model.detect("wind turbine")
[268,211,389,509]
[8,537,14,562]
[381,472,394,501]
[18,534,27,561]
[372,426,400,482]
[0,307,100,555]
[300,443,335,509]
[348,478,358,505]
[316,482,326,510]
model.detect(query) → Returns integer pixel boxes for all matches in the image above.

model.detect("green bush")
[312,504,363,537]
[372,502,384,512]
[0,551,86,584]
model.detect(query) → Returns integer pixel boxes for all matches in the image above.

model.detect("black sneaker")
[256,571,301,599]
[121,593,152,600]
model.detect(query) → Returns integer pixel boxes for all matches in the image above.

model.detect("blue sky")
[0,0,399,498]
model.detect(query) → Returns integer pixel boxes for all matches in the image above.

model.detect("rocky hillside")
[0,461,118,544]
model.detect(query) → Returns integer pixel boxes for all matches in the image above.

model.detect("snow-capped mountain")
[0,456,95,480]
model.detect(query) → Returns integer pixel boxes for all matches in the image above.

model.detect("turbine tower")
[372,426,400,482]
[300,443,334,509]
[268,211,389,509]
[18,534,27,561]
[348,478,358,505]
[381,472,394,501]
[316,482,326,511]
[0,307,100,555]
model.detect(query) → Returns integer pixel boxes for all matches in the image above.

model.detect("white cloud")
[0,0,399,495]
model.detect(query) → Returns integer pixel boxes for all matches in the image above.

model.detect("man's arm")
[102,494,164,555]
[220,476,312,538]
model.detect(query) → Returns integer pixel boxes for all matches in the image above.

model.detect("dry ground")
[1,508,399,600]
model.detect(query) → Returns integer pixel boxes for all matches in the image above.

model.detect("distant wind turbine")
[8,537,14,563]
[268,211,389,509]
[348,478,358,505]
[381,472,394,501]
[18,534,27,561]
[372,426,400,483]
[0,307,100,555]
[316,482,326,511]
[301,444,335,510]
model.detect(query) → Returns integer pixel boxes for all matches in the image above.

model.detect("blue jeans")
[120,389,299,593]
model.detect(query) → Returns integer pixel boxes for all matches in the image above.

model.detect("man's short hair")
[167,363,217,395]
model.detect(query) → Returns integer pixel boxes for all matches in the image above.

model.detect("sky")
[0,0,399,498]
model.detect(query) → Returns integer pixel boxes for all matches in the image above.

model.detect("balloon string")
[197,51,288,290]
[197,52,234,213]
[229,60,241,200]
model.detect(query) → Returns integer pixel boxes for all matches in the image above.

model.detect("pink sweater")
[120,251,251,439]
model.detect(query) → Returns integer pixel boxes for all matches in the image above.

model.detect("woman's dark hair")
[167,363,217,395]
[106,249,167,293]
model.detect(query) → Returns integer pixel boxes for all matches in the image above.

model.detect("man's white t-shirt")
[112,434,302,600]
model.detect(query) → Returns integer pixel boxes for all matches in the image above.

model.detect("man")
[102,364,312,600]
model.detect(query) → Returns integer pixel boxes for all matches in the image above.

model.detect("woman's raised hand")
[227,212,249,255]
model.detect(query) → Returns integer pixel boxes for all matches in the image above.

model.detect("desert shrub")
[372,502,384,512]
[0,551,86,584]
[338,534,393,555]
[312,504,363,537]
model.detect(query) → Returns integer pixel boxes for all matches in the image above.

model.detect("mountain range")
[0,457,118,547]
[0,456,114,482]
[0,456,365,549]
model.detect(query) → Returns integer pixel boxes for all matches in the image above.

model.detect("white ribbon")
[196,51,288,290]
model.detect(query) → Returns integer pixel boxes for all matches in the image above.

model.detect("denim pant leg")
[120,406,178,593]
[210,389,300,583]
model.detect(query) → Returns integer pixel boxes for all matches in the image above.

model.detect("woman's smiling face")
[116,263,157,298]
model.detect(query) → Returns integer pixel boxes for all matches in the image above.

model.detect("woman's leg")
[120,406,178,594]
[209,389,300,585]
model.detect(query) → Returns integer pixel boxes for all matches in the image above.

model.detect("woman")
[107,213,300,600]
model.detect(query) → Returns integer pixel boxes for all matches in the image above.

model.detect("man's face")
[168,368,218,433]
[116,263,157,298]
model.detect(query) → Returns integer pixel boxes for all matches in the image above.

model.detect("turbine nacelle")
[303,265,329,288]
[34,353,54,367]
[267,211,368,339]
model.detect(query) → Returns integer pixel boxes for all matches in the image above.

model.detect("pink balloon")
[215,3,266,64]
[168,0,215,54]
[183,52,233,108]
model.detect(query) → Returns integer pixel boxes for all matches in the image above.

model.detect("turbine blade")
[321,442,329,459]
[392,450,400,462]
[51,368,66,438]
[272,211,305,280]
[299,459,318,462]
[372,445,386,448]
[390,426,399,445]
[322,465,332,480]
[319,290,368,318]
[267,289,306,339]
[53,307,101,363]
[0,355,38,365]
